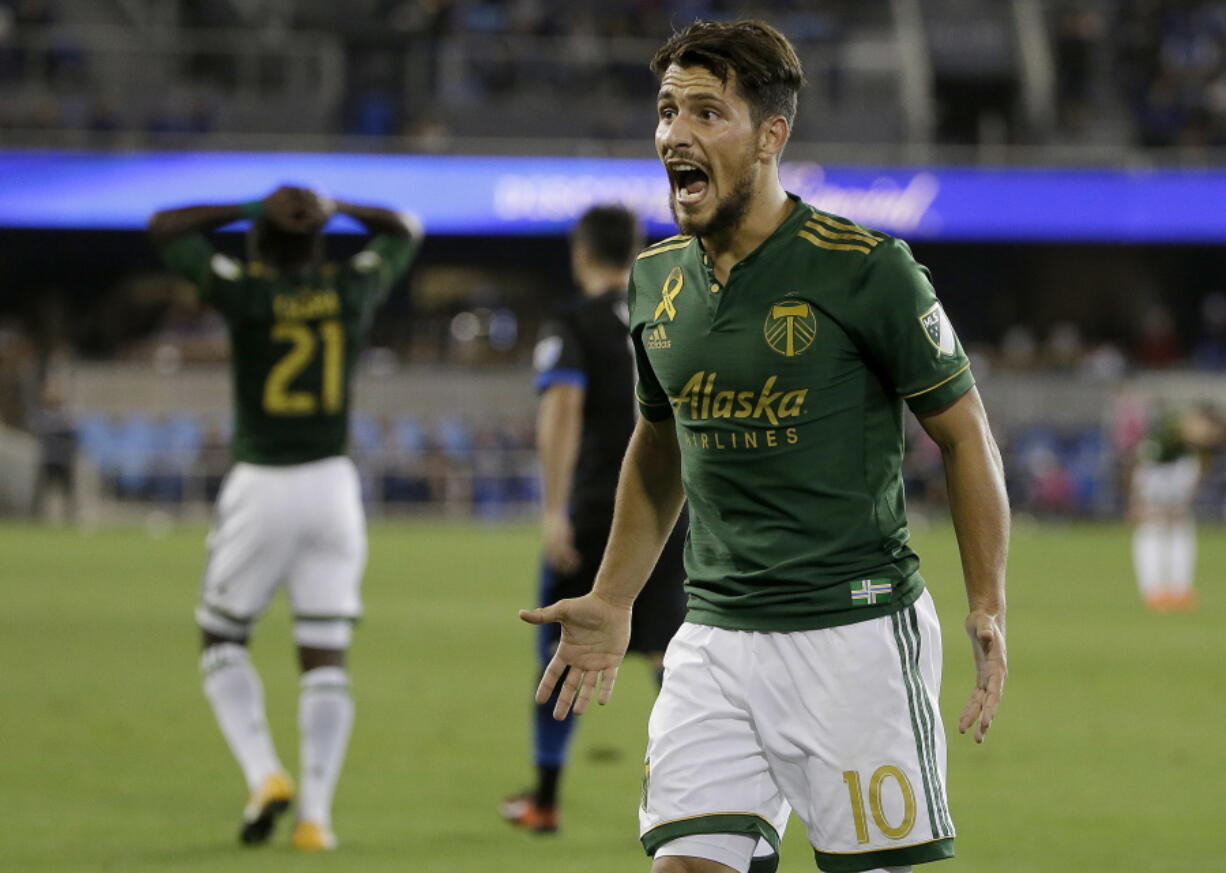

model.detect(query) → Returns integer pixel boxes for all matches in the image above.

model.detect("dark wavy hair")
[650,19,806,128]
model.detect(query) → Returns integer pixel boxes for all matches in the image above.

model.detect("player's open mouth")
[669,162,710,206]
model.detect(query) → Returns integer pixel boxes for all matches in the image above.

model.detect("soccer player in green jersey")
[149,185,421,851]
[1129,404,1223,612]
[521,20,1009,873]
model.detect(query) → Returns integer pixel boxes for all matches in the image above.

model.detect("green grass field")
[1,519,1222,873]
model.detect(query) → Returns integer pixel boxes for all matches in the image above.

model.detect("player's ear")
[757,115,789,162]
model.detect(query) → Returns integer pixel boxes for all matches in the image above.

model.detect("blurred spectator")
[0,320,38,429]
[1133,302,1183,368]
[1191,291,1226,369]
[1044,321,1085,370]
[1116,0,1226,149]
[999,324,1038,370]
[30,377,76,521]
[1054,3,1105,136]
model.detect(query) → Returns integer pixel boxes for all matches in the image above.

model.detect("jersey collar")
[696,194,809,269]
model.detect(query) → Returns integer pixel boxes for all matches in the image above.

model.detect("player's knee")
[651,856,740,873]
[196,605,251,646]
[652,833,760,873]
[293,619,352,651]
[297,644,346,672]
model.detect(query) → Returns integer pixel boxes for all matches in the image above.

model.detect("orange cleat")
[1168,590,1199,613]
[500,793,559,834]
[292,819,338,851]
[1144,592,1174,613]
[239,771,294,845]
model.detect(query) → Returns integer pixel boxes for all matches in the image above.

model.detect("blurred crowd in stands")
[4,0,1226,151]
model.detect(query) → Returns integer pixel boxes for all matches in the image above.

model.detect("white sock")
[201,643,284,792]
[1132,521,1165,599]
[298,666,354,826]
[1167,519,1197,595]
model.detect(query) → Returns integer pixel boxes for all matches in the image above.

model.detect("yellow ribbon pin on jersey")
[654,267,683,322]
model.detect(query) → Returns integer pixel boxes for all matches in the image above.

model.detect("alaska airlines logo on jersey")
[764,300,817,357]
[673,371,808,426]
[653,267,684,322]
[919,303,957,356]
[273,289,340,321]
[644,324,671,350]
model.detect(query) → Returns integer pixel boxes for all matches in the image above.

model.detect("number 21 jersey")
[161,233,417,465]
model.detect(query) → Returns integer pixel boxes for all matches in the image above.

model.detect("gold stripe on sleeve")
[643,234,690,249]
[636,239,695,259]
[796,230,873,255]
[902,363,972,399]
[810,211,883,238]
[803,220,879,247]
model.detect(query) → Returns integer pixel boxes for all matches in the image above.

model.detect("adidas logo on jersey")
[645,324,671,350]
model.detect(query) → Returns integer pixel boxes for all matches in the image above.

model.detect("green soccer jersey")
[630,197,975,632]
[161,232,418,465]
[1140,412,1192,464]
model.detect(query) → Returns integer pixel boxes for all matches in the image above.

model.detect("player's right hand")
[542,512,582,574]
[519,592,631,720]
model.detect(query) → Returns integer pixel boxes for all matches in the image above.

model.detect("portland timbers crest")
[919,303,957,356]
[764,299,817,357]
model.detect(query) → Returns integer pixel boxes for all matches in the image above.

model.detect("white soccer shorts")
[640,590,954,873]
[1132,456,1200,513]
[196,456,366,644]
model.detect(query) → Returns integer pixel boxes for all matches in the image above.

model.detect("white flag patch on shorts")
[918,303,957,356]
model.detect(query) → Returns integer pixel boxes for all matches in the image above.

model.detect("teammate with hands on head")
[521,19,1008,873]
[149,184,422,852]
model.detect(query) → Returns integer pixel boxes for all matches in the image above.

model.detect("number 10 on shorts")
[842,766,917,843]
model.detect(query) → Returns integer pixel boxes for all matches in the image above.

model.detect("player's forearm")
[332,201,420,238]
[147,204,251,246]
[537,385,583,519]
[591,418,685,609]
[941,424,1010,620]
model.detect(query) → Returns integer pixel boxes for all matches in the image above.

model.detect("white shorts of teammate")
[196,456,366,650]
[641,590,953,873]
[1131,456,1201,515]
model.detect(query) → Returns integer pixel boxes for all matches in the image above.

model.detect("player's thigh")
[641,624,789,863]
[286,457,367,622]
[198,464,295,632]
[755,592,954,871]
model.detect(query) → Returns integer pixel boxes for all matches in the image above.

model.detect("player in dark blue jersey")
[501,205,687,834]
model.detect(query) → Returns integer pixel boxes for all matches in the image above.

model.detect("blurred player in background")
[503,205,688,834]
[521,19,1009,873]
[148,186,421,850]
[1129,403,1223,612]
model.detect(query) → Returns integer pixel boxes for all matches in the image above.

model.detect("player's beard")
[669,151,756,240]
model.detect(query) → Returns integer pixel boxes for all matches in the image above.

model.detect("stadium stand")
[2,1,1225,519]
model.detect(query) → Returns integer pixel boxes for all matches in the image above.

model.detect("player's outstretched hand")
[958,610,1007,743]
[519,592,631,720]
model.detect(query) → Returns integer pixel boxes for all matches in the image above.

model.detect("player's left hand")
[519,592,631,720]
[959,610,1007,743]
